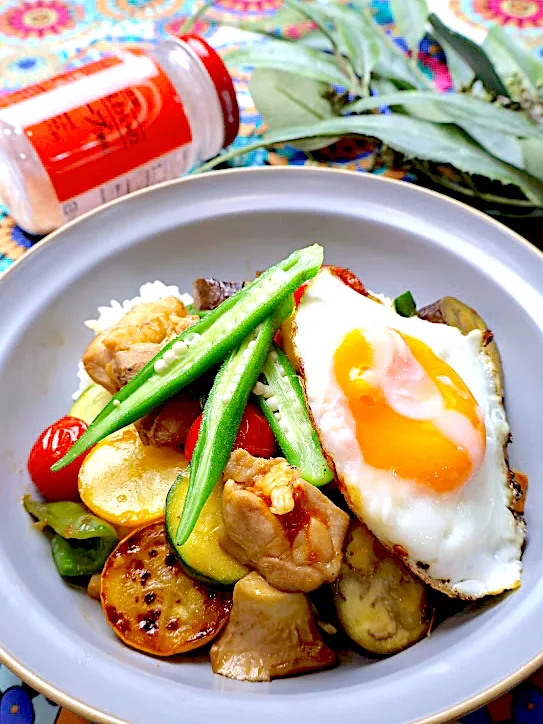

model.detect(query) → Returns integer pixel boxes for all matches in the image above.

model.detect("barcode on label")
[61,146,192,221]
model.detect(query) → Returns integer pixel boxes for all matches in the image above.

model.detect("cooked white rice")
[73,281,193,400]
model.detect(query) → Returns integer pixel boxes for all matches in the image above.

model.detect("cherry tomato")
[27,416,89,502]
[184,402,276,462]
[328,265,366,295]
[293,266,366,308]
[139,393,201,447]
[294,283,309,307]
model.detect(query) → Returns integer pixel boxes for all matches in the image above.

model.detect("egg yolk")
[333,328,486,493]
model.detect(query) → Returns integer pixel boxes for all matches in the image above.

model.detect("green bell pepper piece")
[51,535,116,577]
[24,496,118,578]
[394,290,417,317]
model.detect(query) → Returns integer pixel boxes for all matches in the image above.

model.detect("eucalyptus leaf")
[311,3,380,92]
[521,138,543,181]
[428,13,509,97]
[199,114,543,205]
[222,39,350,87]
[457,125,525,170]
[346,90,541,137]
[282,0,338,53]
[249,68,338,151]
[215,7,311,35]
[357,3,427,88]
[430,32,475,90]
[389,0,429,58]
[484,27,543,94]
[368,87,528,167]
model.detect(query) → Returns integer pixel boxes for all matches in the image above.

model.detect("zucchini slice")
[70,383,112,424]
[166,469,248,587]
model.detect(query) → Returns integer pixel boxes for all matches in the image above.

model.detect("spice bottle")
[0,34,239,234]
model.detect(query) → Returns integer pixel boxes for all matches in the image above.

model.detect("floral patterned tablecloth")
[0,1,542,722]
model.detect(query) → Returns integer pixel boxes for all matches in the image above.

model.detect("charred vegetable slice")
[176,315,277,546]
[101,522,232,656]
[253,345,333,487]
[417,296,503,395]
[394,290,417,317]
[24,496,117,577]
[332,522,433,655]
[53,245,324,471]
[166,468,248,586]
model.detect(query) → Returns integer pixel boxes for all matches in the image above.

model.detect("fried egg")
[292,268,525,599]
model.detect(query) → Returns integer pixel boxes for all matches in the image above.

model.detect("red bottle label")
[0,52,193,205]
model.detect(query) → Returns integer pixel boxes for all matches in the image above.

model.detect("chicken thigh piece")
[210,572,336,681]
[221,450,349,593]
[82,297,198,394]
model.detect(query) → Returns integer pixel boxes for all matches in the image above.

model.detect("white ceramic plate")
[1,167,542,724]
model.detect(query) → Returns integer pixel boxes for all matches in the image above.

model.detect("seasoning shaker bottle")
[0,34,239,234]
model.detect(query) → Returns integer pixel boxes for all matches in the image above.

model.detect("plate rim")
[1,165,542,724]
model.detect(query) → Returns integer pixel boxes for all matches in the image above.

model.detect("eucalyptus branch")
[282,0,363,95]
[414,161,536,208]
[358,2,433,90]
[186,0,543,209]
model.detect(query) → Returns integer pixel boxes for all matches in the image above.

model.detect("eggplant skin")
[192,278,244,311]
[417,296,503,397]
[332,522,433,655]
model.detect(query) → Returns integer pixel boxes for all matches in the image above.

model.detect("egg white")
[293,269,525,599]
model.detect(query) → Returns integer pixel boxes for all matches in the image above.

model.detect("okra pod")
[53,245,323,471]
[175,317,275,545]
[254,345,333,487]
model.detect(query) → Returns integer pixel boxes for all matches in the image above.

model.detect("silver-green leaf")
[434,34,476,91]
[521,138,543,181]
[390,0,429,57]
[346,90,541,137]
[249,68,338,151]
[484,27,543,95]
[198,114,543,205]
[457,125,525,170]
[311,3,380,92]
[222,38,350,87]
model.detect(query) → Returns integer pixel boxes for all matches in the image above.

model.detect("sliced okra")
[53,245,323,471]
[175,313,278,545]
[254,344,333,487]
